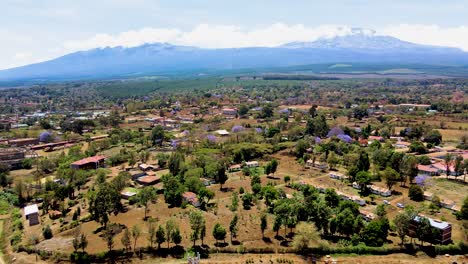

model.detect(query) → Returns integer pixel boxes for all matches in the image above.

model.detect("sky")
[1,0,468,70]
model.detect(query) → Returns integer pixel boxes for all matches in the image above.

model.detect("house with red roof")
[70,155,106,169]
[418,164,439,176]
[182,192,200,207]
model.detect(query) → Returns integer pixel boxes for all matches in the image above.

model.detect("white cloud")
[63,23,356,51]
[381,24,468,51]
[62,23,468,53]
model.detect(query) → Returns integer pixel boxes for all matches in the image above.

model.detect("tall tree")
[189,210,205,246]
[88,182,122,227]
[229,214,238,243]
[155,225,165,249]
[137,186,157,220]
[121,228,131,252]
[131,225,141,252]
[212,223,227,245]
[260,213,267,238]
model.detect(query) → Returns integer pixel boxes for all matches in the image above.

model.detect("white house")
[245,161,259,168]
[24,204,39,226]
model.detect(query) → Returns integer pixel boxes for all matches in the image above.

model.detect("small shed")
[24,204,39,226]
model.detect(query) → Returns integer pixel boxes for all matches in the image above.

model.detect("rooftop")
[71,155,106,166]
[24,204,39,216]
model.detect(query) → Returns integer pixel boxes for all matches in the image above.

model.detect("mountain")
[1,28,468,83]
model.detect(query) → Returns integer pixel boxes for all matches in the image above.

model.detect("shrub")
[408,185,424,201]
[43,225,53,239]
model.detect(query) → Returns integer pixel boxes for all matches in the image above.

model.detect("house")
[423,191,433,201]
[136,175,161,186]
[70,155,106,169]
[368,136,384,142]
[129,170,147,180]
[0,148,25,169]
[222,108,238,116]
[244,161,259,168]
[440,199,455,210]
[215,129,230,136]
[329,172,348,180]
[306,159,327,170]
[228,164,242,172]
[359,210,375,221]
[409,215,451,244]
[368,185,392,197]
[9,138,39,147]
[138,163,158,171]
[417,164,439,176]
[394,141,411,149]
[121,187,139,199]
[352,196,366,206]
[352,182,361,189]
[182,192,200,207]
[431,162,456,176]
[24,204,39,226]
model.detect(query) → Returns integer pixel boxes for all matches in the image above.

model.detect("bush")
[43,225,53,239]
[408,185,424,201]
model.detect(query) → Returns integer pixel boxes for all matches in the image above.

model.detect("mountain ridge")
[1,29,467,83]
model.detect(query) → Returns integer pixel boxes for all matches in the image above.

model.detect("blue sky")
[1,0,468,69]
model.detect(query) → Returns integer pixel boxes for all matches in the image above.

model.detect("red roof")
[71,155,106,166]
[417,164,438,173]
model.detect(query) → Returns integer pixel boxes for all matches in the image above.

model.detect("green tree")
[229,214,238,243]
[168,152,185,176]
[355,171,372,192]
[260,213,267,238]
[408,184,424,201]
[137,186,157,220]
[381,167,400,191]
[88,182,122,227]
[189,210,205,246]
[460,196,468,220]
[212,223,227,245]
[121,228,131,252]
[43,225,53,239]
[102,224,116,252]
[215,162,228,190]
[292,222,319,252]
[150,125,166,146]
[394,212,411,245]
[171,227,182,246]
[165,218,177,248]
[155,225,165,249]
[131,225,141,252]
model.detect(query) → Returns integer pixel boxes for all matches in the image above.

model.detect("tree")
[150,125,166,146]
[408,185,424,201]
[147,220,158,249]
[356,150,370,172]
[215,162,228,190]
[269,159,278,176]
[200,224,206,246]
[454,155,464,178]
[242,192,254,209]
[460,196,468,220]
[131,225,141,252]
[155,225,165,249]
[327,152,340,170]
[137,186,157,220]
[189,210,205,246]
[88,182,122,227]
[360,218,389,247]
[80,233,88,252]
[355,171,371,192]
[273,216,282,237]
[324,188,340,208]
[197,188,214,209]
[381,167,400,191]
[162,174,184,207]
[43,225,53,239]
[165,218,177,248]
[212,223,227,245]
[400,155,418,185]
[121,228,131,252]
[111,171,130,191]
[168,152,185,176]
[292,222,319,252]
[260,213,267,238]
[394,212,411,245]
[229,214,238,243]
[171,227,182,246]
[230,192,239,212]
[102,224,116,252]
[416,217,432,246]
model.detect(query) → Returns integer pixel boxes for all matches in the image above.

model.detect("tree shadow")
[231,240,241,245]
[220,187,235,192]
[279,240,291,247]
[262,237,272,243]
